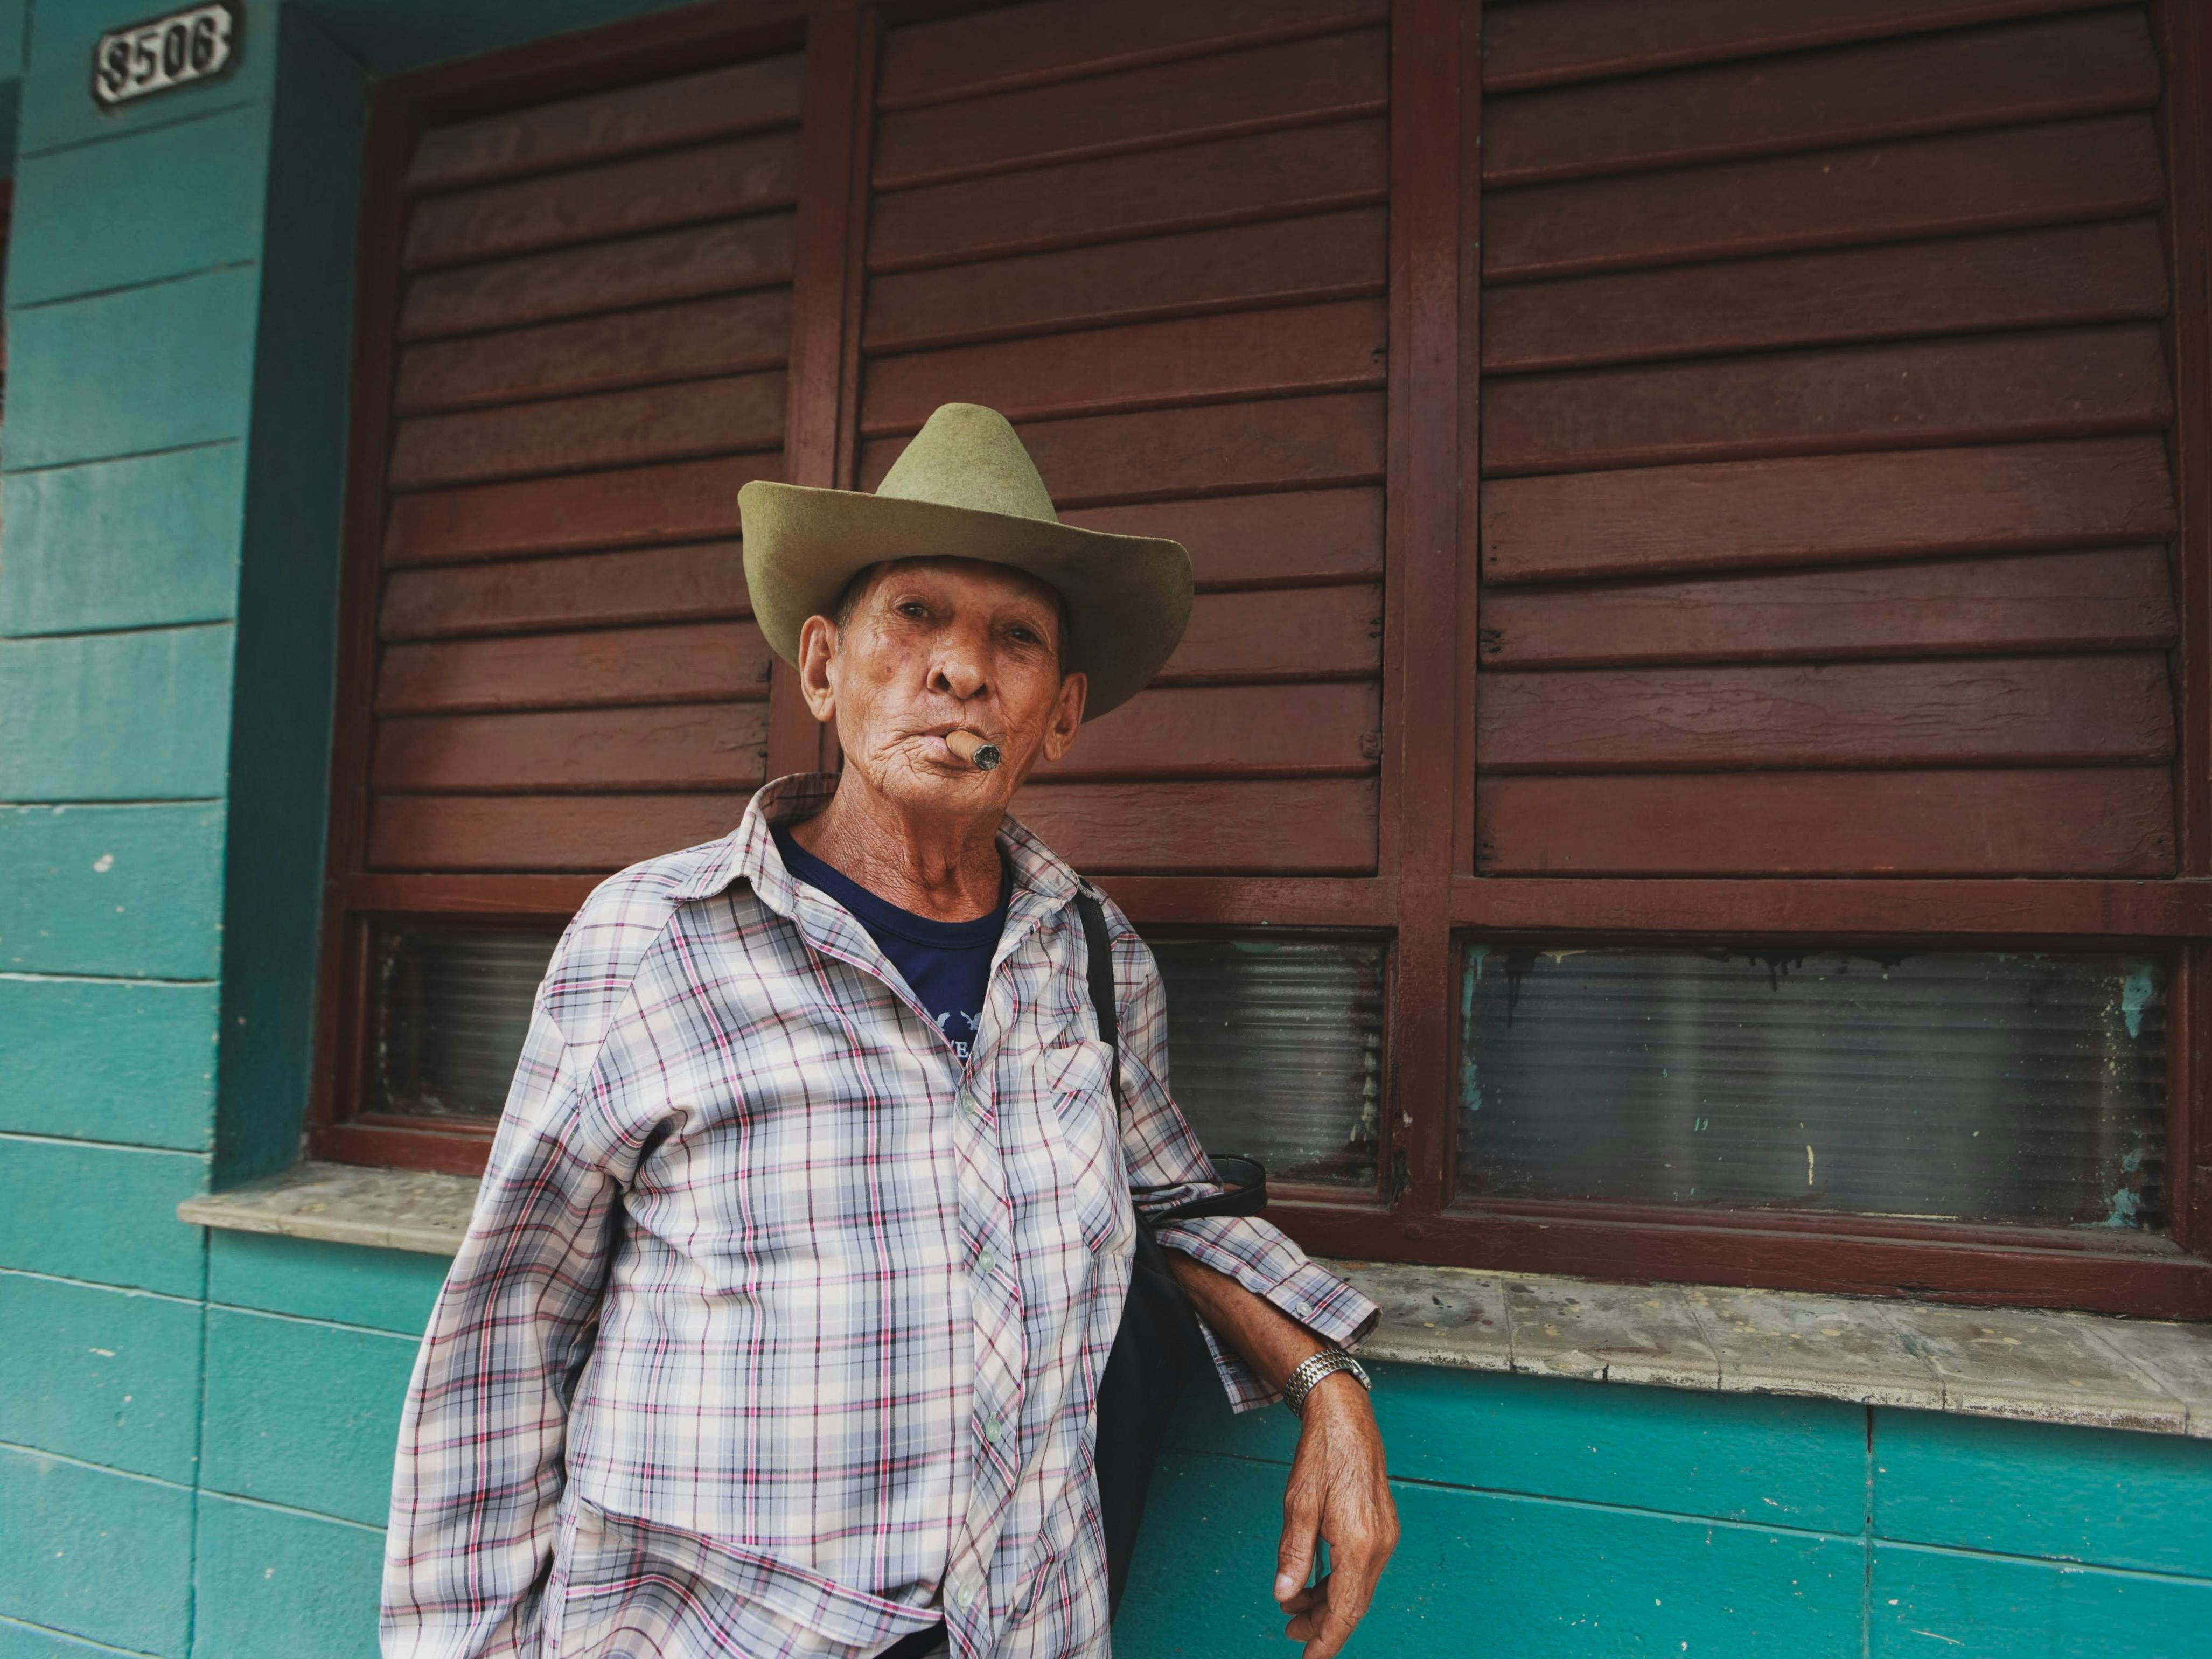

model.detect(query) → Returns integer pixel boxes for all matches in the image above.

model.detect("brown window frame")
[310,0,2212,1320]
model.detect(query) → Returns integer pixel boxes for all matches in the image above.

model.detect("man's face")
[797,556,1087,817]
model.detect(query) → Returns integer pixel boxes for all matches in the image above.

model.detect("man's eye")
[897,601,928,619]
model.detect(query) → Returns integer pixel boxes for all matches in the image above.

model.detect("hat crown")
[875,403,1060,525]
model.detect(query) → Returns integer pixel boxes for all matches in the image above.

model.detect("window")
[315,0,2212,1318]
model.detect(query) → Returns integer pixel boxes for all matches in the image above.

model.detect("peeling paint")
[2119,961,2155,1040]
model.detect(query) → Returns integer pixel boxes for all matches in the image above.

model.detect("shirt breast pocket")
[1039,1038,1128,1257]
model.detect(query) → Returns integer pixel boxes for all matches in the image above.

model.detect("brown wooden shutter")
[856,0,1392,876]
[364,52,807,876]
[1473,1,2182,877]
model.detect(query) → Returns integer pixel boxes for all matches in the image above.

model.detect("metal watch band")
[1281,1348,1371,1417]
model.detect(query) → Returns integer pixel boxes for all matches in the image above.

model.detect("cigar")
[946,730,1001,771]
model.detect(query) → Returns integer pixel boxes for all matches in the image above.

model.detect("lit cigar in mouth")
[945,730,1002,771]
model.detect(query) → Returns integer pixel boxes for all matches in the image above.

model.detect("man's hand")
[1163,1253,1398,1656]
[1274,1374,1397,1658]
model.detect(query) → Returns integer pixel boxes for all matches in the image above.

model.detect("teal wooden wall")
[13,1224,2212,1657]
[0,1,369,1653]
[0,1,2208,1655]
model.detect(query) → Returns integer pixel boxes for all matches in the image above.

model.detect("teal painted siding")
[0,1447,192,1657]
[0,626,235,800]
[0,1273,202,1483]
[9,108,270,305]
[0,1139,208,1298]
[1353,1363,1868,1533]
[0,1613,161,1657]
[1122,1447,1866,1659]
[191,1495,383,1659]
[1871,1543,2212,1658]
[0,805,226,979]
[3,271,262,471]
[205,1232,447,1335]
[197,1307,417,1525]
[0,445,247,637]
[1875,1410,2212,1579]
[0,978,218,1150]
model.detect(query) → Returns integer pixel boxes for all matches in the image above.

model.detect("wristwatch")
[1281,1347,1372,1418]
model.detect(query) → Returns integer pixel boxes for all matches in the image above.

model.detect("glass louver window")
[1457,946,2167,1227]
[373,926,560,1121]
[1148,935,1386,1188]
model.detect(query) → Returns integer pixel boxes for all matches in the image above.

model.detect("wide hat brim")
[737,479,1192,718]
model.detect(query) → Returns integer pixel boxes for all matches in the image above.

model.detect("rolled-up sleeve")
[1098,898,1380,1411]
[379,997,624,1658]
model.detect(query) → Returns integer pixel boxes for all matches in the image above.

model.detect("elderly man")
[381,404,1395,1659]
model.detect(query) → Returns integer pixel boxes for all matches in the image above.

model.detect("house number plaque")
[93,2,240,109]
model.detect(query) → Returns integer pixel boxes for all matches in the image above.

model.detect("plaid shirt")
[381,773,1378,1659]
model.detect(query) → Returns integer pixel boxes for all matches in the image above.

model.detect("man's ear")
[1040,671,1087,763]
[796,615,839,723]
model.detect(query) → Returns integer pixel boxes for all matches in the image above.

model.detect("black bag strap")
[1075,889,1121,1088]
[1073,888,1266,1222]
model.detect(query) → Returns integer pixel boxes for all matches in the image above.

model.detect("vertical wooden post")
[769,4,870,779]
[2152,0,2211,1250]
[1379,0,1463,1217]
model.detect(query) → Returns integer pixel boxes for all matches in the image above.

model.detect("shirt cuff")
[1152,1215,1381,1413]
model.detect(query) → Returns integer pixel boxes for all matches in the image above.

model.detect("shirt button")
[982,1417,1004,1446]
[976,1246,999,1276]
[950,1578,975,1612]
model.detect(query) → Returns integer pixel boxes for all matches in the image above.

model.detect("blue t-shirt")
[774,827,1010,1064]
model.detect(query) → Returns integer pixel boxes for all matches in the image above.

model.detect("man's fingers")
[1277,1580,1327,1615]
[1323,1544,1379,1630]
[1283,1574,1362,1659]
[1274,1494,1321,1604]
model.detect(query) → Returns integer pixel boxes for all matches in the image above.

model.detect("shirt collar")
[674,771,1087,915]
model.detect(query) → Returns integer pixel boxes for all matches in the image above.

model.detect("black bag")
[1075,890,1267,1617]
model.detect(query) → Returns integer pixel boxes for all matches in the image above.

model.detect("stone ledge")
[180,1161,2212,1437]
[178,1158,480,1254]
[1344,1260,2212,1439]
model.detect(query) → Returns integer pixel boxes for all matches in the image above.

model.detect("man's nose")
[930,635,989,701]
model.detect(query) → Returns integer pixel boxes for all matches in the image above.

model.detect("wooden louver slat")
[868,119,1390,273]
[380,542,751,642]
[1482,435,2178,584]
[863,299,1387,436]
[1484,9,2157,186]
[1477,770,2176,877]
[862,207,1387,354]
[876,0,1386,110]
[401,214,798,341]
[403,129,804,271]
[1485,114,2166,283]
[396,290,794,414]
[874,27,1388,190]
[1482,219,2170,373]
[1481,323,2172,476]
[407,53,807,192]
[1481,0,2091,94]
[1475,655,2176,772]
[1478,546,2179,670]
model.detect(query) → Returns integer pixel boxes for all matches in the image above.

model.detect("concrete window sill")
[180,1160,2212,1438]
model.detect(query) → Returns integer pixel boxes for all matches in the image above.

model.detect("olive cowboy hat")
[737,402,1192,717]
